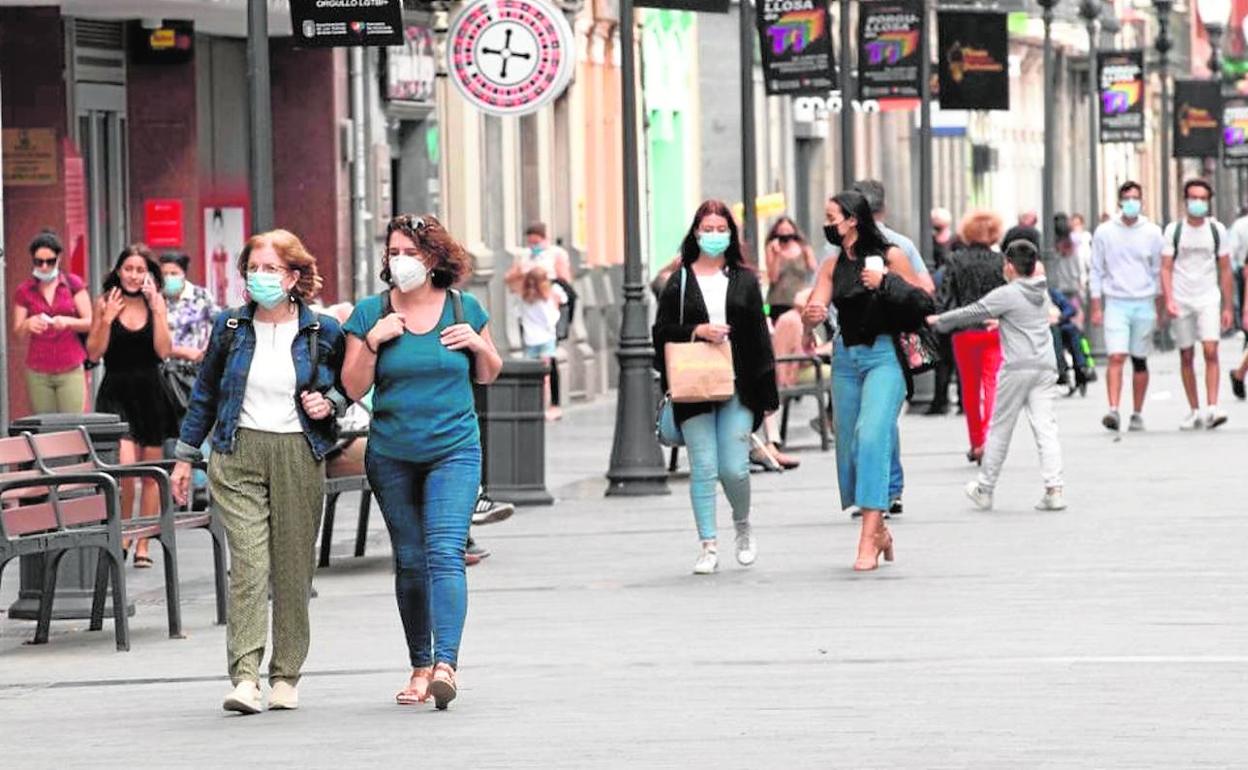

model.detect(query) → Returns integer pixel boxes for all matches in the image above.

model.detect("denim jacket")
[175,302,348,462]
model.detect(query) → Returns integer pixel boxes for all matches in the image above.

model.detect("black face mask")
[824,224,843,247]
[120,287,144,298]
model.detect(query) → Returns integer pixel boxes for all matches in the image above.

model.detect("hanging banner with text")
[857,0,923,100]
[290,0,404,48]
[1097,50,1145,143]
[756,0,837,95]
[1173,80,1223,158]
[937,10,1008,110]
[1222,98,1248,167]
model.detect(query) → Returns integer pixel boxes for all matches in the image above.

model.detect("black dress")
[95,311,181,446]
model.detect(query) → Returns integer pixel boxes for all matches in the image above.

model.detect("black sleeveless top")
[103,313,161,370]
[832,254,889,348]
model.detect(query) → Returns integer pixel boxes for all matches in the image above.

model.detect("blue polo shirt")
[343,292,489,463]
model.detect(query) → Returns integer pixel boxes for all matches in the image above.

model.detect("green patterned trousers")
[209,429,323,686]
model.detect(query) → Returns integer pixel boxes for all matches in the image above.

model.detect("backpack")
[1171,220,1220,258]
[379,287,476,380]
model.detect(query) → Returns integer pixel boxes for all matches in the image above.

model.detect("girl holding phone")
[86,243,179,568]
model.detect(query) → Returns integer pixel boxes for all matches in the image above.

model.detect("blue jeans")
[680,394,753,541]
[365,443,481,668]
[832,335,907,511]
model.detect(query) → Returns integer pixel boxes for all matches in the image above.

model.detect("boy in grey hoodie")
[928,241,1066,511]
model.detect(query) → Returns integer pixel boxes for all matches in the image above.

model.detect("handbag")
[159,358,200,413]
[655,394,684,447]
[662,268,735,404]
[894,327,940,374]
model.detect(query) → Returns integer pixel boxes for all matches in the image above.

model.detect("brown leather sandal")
[395,667,433,705]
[428,662,457,710]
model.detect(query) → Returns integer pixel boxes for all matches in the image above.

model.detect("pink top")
[13,273,88,373]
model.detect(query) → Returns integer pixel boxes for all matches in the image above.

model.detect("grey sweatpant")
[978,368,1063,491]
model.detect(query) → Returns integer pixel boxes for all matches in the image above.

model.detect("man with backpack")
[1161,178,1234,430]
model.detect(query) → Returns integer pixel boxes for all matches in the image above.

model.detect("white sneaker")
[1205,407,1228,430]
[223,680,263,715]
[1035,488,1067,511]
[268,681,299,710]
[734,525,757,567]
[692,542,718,575]
[1179,411,1204,431]
[964,480,993,511]
[1128,413,1146,432]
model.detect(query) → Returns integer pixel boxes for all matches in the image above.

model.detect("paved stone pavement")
[1,349,1245,768]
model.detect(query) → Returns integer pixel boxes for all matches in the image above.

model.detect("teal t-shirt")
[343,291,489,463]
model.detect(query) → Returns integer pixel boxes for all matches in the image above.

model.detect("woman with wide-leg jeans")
[805,191,934,571]
[653,200,778,575]
[341,214,502,710]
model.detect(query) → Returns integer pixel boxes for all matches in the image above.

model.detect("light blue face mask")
[32,267,57,283]
[1186,198,1210,218]
[697,231,731,257]
[162,276,185,297]
[246,272,289,309]
[1120,199,1142,218]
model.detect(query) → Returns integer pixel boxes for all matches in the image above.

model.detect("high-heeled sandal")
[428,662,457,711]
[853,526,895,571]
[966,447,983,466]
[395,667,432,705]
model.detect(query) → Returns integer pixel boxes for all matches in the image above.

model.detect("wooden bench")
[318,429,374,568]
[0,434,130,651]
[24,428,228,638]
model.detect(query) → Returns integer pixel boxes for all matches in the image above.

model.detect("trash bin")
[475,359,554,506]
[7,413,135,620]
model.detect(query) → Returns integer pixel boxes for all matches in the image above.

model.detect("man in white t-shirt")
[1160,178,1234,430]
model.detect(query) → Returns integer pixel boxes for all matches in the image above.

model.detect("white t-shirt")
[520,297,560,347]
[1162,219,1230,307]
[696,270,730,326]
[239,317,302,433]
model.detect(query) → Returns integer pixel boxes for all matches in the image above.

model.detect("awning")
[0,0,294,37]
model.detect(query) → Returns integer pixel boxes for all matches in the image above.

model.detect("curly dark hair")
[382,213,472,290]
[102,243,163,293]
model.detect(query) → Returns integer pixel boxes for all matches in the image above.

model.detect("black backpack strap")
[1172,220,1221,257]
[449,289,477,382]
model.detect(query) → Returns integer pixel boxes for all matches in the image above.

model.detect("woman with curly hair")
[171,229,347,714]
[341,214,502,710]
[940,210,1008,463]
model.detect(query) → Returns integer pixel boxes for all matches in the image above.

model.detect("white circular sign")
[448,0,576,117]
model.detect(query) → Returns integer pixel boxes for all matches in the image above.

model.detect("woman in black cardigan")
[653,200,779,575]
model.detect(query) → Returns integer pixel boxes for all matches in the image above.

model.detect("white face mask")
[389,255,428,292]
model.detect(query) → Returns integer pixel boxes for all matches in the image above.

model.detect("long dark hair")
[766,215,807,245]
[102,243,163,293]
[830,190,892,260]
[679,199,747,268]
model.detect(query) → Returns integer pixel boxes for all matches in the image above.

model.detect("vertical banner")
[757,0,837,95]
[1097,50,1145,143]
[1223,97,1248,167]
[858,0,923,100]
[1173,80,1223,158]
[936,10,1009,110]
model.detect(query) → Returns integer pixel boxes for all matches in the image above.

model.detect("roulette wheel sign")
[448,0,576,117]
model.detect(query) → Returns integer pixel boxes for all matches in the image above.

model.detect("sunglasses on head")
[395,214,428,232]
[33,257,58,267]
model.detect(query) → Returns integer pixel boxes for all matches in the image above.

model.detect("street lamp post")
[1079,0,1101,227]
[840,0,854,188]
[605,0,670,497]
[1038,0,1059,256]
[1154,0,1173,224]
[1197,0,1231,221]
[246,0,274,232]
